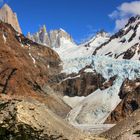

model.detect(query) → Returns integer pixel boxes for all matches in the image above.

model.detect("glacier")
[65,55,140,126]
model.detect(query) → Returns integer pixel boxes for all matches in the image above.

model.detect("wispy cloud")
[109,1,140,31]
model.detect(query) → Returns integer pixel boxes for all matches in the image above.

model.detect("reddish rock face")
[0,21,61,96]
[105,78,140,124]
[0,21,72,118]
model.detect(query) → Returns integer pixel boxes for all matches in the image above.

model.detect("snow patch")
[29,53,36,67]
[96,22,140,60]
[84,68,94,73]
[61,75,80,83]
[3,34,6,43]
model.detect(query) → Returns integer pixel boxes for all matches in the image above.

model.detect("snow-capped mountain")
[54,31,110,60]
[94,16,140,60]
[1,3,140,139]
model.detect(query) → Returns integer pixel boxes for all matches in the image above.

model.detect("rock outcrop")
[0,4,22,33]
[52,67,106,97]
[0,19,93,140]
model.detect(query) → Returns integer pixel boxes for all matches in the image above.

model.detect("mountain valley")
[0,3,139,140]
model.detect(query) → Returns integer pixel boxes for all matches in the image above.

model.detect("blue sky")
[0,0,138,43]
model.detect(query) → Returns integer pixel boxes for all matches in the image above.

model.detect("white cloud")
[109,1,140,31]
[115,18,129,31]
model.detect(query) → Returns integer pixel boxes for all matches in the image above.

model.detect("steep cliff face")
[27,25,51,46]
[0,4,22,33]
[50,29,74,48]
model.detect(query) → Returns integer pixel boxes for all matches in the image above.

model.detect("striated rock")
[0,4,22,33]
[105,78,140,124]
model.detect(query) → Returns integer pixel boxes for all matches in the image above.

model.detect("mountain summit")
[0,4,22,33]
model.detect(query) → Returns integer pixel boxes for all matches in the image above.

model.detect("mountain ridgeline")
[27,25,75,48]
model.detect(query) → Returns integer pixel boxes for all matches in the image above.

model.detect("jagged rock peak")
[0,3,22,33]
[28,26,75,48]
[39,25,47,33]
